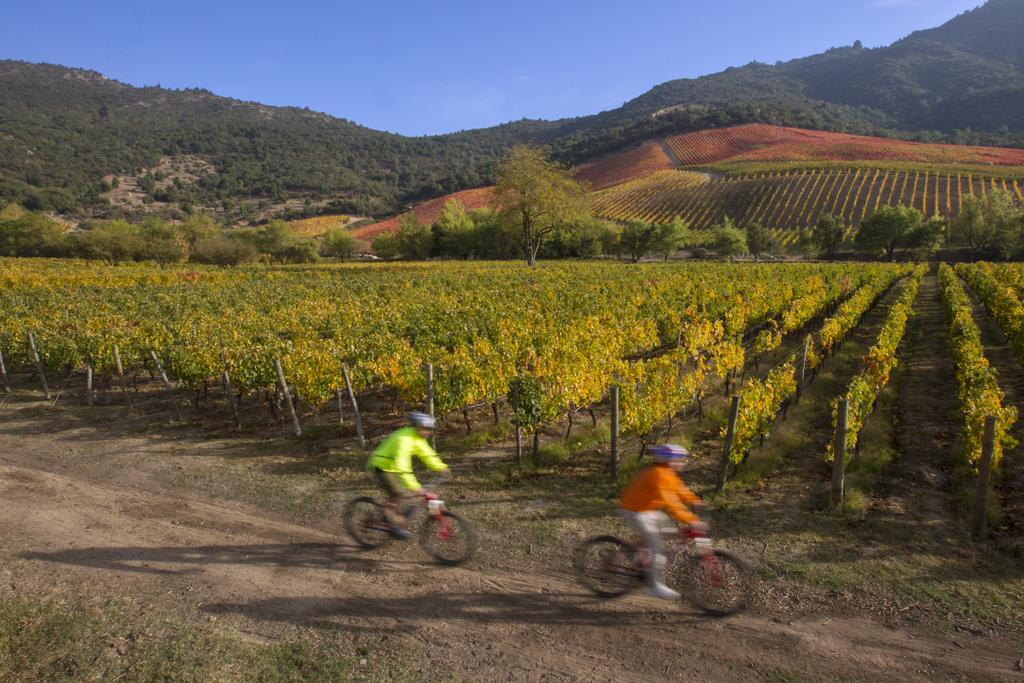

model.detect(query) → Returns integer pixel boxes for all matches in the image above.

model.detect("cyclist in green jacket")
[367,411,450,538]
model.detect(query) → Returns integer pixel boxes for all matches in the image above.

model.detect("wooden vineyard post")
[335,388,345,426]
[715,395,741,494]
[511,382,522,466]
[274,359,302,437]
[221,369,242,430]
[84,361,94,406]
[424,362,435,448]
[148,351,181,421]
[796,335,810,404]
[27,332,50,399]
[610,385,620,480]
[113,345,133,410]
[831,399,849,510]
[0,349,10,394]
[972,416,997,539]
[342,366,365,447]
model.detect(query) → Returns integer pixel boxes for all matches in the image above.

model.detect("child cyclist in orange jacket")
[618,444,708,599]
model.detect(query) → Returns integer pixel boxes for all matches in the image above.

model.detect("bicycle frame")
[424,492,460,542]
[632,528,725,588]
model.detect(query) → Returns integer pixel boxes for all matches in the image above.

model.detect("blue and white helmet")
[649,443,690,461]
[410,411,436,429]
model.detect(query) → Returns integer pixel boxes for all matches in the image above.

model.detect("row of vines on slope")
[827,266,926,460]
[619,269,872,441]
[959,262,1024,368]
[938,264,1017,469]
[724,265,911,463]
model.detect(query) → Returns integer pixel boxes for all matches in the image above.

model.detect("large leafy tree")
[431,199,475,259]
[855,205,939,261]
[393,212,432,260]
[654,218,691,260]
[321,227,362,258]
[619,220,660,263]
[744,221,777,260]
[712,216,748,260]
[492,146,589,266]
[949,190,1024,259]
[812,213,845,259]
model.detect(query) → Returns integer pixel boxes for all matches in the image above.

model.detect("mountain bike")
[343,477,478,565]
[573,521,753,616]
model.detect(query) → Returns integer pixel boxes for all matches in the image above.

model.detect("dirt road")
[1,404,1021,681]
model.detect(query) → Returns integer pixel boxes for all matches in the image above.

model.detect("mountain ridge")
[1,0,1022,220]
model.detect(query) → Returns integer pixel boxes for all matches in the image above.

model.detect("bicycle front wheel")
[343,496,394,549]
[573,535,643,598]
[670,547,753,617]
[419,510,478,565]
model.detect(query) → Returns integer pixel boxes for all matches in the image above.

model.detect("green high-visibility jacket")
[367,427,447,490]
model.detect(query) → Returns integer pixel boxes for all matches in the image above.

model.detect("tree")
[251,220,319,263]
[371,232,399,259]
[137,216,187,264]
[855,205,929,261]
[619,220,660,263]
[190,236,258,265]
[278,239,321,264]
[744,221,777,260]
[321,227,362,258]
[0,212,69,257]
[393,213,432,260]
[254,220,297,261]
[431,199,475,258]
[568,217,620,258]
[812,213,845,259]
[915,214,948,258]
[74,220,144,264]
[492,145,589,266]
[711,217,748,259]
[179,213,220,248]
[949,190,1023,259]
[654,218,690,260]
[794,229,818,260]
[467,208,520,260]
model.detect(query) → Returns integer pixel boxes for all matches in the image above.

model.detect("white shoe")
[647,582,681,600]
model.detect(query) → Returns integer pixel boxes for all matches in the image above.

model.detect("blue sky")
[1,0,983,136]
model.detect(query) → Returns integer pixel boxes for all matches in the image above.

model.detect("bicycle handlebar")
[422,475,449,489]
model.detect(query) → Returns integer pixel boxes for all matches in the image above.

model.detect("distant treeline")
[0,205,365,265]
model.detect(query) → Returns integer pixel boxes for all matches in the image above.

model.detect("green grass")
[841,385,899,519]
[0,596,394,682]
[438,420,513,452]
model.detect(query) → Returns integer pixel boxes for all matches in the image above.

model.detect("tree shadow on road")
[199,589,709,629]
[20,541,435,577]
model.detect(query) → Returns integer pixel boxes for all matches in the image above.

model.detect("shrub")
[320,227,362,258]
[190,236,259,265]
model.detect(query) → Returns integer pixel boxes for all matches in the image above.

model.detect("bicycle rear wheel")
[343,496,394,549]
[573,535,643,598]
[419,510,478,565]
[670,548,753,617]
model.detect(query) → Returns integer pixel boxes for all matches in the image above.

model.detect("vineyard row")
[0,261,902,441]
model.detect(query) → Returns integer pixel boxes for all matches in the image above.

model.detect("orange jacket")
[619,464,701,524]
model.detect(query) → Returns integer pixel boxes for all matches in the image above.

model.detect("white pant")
[618,509,675,585]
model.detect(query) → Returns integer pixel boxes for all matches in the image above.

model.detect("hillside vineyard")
[591,166,1024,238]
[357,124,1024,243]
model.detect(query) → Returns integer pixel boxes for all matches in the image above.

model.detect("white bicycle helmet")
[410,411,436,429]
[649,443,690,461]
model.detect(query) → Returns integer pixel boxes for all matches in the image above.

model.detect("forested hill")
[1,0,1023,220]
